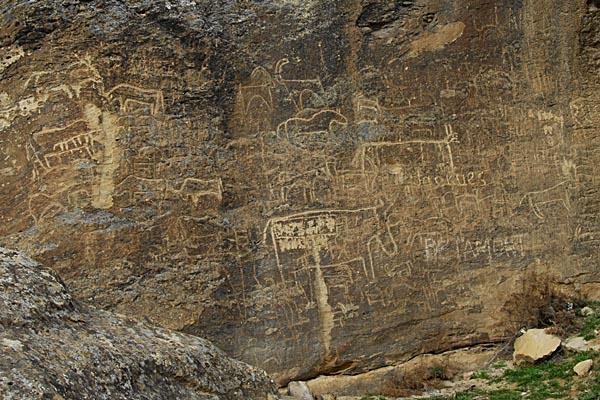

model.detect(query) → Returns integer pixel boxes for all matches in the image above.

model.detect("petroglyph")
[0,56,105,133]
[23,56,103,99]
[235,59,332,135]
[471,69,515,99]
[276,109,348,138]
[353,93,381,124]
[382,260,413,279]
[17,95,48,117]
[30,119,102,174]
[264,212,376,360]
[267,169,329,205]
[266,210,339,257]
[519,180,573,219]
[352,125,459,184]
[3,2,597,385]
[67,55,104,97]
[105,84,165,116]
[166,216,235,260]
[423,233,526,262]
[238,66,275,115]
[262,205,401,332]
[274,58,325,112]
[43,135,99,166]
[114,175,168,205]
[574,226,600,245]
[570,98,596,129]
[67,189,92,208]
[171,178,223,208]
[28,193,67,224]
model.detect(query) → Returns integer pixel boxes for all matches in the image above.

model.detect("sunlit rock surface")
[1,0,599,385]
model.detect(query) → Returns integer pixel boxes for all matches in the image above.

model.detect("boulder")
[581,307,596,316]
[462,371,475,380]
[574,360,594,376]
[513,329,561,366]
[288,381,315,400]
[563,336,590,353]
[587,337,600,351]
[0,248,277,400]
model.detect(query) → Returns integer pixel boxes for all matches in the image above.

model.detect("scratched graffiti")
[1,3,597,382]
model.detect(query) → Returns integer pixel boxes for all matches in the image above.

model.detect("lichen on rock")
[0,247,277,400]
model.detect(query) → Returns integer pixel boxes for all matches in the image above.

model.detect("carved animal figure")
[170,178,223,208]
[274,58,325,111]
[105,84,165,115]
[114,176,168,205]
[276,109,348,138]
[519,180,572,219]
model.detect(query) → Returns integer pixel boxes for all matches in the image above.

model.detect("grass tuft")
[472,371,490,380]
[581,313,600,340]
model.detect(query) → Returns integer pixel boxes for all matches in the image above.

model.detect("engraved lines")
[239,54,573,344]
[16,54,221,223]
[4,42,590,366]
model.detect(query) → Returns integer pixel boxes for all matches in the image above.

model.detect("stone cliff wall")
[1,0,599,385]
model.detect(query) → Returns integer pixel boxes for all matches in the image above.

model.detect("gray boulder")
[0,248,277,400]
[563,336,590,353]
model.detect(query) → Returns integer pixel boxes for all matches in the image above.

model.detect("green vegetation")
[437,393,480,400]
[485,389,522,400]
[437,351,600,400]
[424,351,600,399]
[390,302,600,400]
[472,371,490,380]
[428,365,447,380]
[431,389,523,400]
[429,302,600,400]
[581,313,600,340]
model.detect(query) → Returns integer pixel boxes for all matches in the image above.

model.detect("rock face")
[1,0,600,386]
[306,345,496,396]
[513,329,561,366]
[0,248,276,399]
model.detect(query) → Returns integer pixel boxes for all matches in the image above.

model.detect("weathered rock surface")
[574,359,594,376]
[585,337,600,351]
[307,345,497,396]
[513,329,561,366]
[0,248,276,399]
[288,381,315,400]
[563,336,590,353]
[1,0,600,388]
